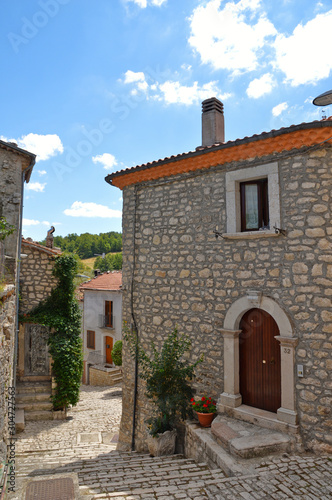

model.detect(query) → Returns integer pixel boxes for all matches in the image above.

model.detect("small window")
[87,330,95,349]
[240,179,269,232]
[105,301,113,328]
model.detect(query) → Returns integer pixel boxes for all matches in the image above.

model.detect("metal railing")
[98,314,115,329]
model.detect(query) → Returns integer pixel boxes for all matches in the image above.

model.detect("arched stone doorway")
[220,293,298,426]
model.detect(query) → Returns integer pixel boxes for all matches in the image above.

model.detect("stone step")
[14,452,227,499]
[24,410,54,421]
[16,381,52,394]
[211,416,293,459]
[16,392,52,403]
[17,401,53,412]
[18,375,51,382]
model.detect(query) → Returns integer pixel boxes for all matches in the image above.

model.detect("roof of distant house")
[105,118,332,190]
[79,271,122,291]
[22,238,61,256]
[0,139,36,182]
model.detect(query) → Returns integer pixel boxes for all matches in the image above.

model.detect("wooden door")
[105,336,113,364]
[239,308,281,413]
[24,324,50,376]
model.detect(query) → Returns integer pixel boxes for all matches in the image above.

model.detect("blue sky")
[1,0,332,242]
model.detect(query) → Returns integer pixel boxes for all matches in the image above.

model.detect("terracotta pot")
[196,412,215,428]
[146,428,177,456]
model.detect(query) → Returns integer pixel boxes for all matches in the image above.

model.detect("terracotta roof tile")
[79,271,122,291]
[105,119,332,190]
[22,238,61,256]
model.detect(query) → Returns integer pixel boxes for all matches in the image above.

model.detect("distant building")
[79,271,122,384]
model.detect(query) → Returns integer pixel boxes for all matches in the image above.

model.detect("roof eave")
[105,119,332,189]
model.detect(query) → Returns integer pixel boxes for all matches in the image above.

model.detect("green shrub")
[23,254,83,410]
[112,340,122,366]
[124,325,203,437]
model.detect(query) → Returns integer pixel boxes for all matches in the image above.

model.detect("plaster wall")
[82,289,122,369]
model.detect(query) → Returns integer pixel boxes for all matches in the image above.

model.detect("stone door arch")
[220,293,298,425]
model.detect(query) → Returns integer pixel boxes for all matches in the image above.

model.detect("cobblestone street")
[9,385,332,499]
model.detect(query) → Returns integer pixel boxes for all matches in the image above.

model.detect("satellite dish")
[313,89,332,106]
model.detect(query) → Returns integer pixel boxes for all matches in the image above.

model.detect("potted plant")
[191,396,217,427]
[125,325,203,456]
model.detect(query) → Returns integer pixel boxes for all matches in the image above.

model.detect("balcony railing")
[99,314,115,329]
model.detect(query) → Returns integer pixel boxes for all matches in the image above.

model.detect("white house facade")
[80,270,122,384]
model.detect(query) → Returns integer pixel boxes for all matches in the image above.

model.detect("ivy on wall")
[22,254,83,409]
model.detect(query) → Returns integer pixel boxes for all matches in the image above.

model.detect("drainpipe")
[131,186,139,451]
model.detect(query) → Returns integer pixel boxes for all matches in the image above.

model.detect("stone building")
[19,237,61,315]
[0,140,35,465]
[79,271,122,385]
[105,98,332,454]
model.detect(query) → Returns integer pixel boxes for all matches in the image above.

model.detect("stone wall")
[89,366,121,387]
[0,149,23,282]
[0,286,16,463]
[19,243,58,314]
[118,147,332,453]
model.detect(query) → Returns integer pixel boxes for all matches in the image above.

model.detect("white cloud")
[1,133,63,162]
[124,70,149,94]
[25,182,46,192]
[22,218,40,226]
[92,153,118,171]
[272,102,288,117]
[124,70,146,84]
[158,80,231,105]
[38,170,47,176]
[246,73,274,98]
[274,10,332,86]
[188,0,277,74]
[126,0,166,7]
[123,69,230,105]
[64,201,122,218]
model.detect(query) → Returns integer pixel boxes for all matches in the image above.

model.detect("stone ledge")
[221,231,281,240]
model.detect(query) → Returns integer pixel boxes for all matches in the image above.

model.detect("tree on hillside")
[39,231,122,259]
[94,252,122,272]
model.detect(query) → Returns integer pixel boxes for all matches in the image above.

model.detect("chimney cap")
[202,97,224,113]
[201,97,225,147]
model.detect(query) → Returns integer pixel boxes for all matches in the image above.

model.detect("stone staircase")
[15,379,53,427]
[185,413,302,476]
[11,446,227,499]
[107,367,122,386]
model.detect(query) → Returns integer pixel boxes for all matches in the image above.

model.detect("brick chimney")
[201,97,225,147]
[46,226,55,249]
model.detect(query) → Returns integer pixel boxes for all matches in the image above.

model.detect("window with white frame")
[225,162,281,236]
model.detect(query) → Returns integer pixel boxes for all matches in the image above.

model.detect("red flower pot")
[196,412,215,428]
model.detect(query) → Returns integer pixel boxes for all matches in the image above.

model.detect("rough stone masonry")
[118,145,331,454]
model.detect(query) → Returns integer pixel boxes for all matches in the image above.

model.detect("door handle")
[262,360,266,364]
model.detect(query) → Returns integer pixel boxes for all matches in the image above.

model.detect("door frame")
[220,293,298,425]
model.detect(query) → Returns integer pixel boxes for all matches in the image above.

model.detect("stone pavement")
[7,385,332,499]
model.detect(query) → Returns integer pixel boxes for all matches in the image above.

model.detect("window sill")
[221,230,281,240]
